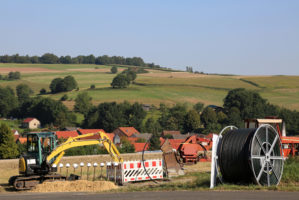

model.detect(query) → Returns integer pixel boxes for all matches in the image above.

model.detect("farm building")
[114,127,140,138]
[55,131,79,139]
[22,118,41,129]
[133,143,149,152]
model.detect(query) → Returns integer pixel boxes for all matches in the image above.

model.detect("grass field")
[0,63,299,111]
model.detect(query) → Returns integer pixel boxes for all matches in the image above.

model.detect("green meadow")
[0,63,299,111]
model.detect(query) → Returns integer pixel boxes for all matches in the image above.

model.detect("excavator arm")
[46,131,123,166]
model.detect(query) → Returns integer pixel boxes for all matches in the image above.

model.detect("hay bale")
[30,180,118,193]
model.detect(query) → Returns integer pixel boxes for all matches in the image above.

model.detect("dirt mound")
[30,180,118,193]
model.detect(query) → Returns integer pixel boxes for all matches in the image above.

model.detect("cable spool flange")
[217,124,284,186]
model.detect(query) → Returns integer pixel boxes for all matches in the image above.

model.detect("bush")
[119,138,135,153]
[111,66,118,74]
[60,94,68,101]
[40,88,47,94]
[50,75,78,93]
[8,71,21,80]
[90,84,95,89]
[111,74,129,88]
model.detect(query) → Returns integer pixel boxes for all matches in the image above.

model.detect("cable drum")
[218,124,284,186]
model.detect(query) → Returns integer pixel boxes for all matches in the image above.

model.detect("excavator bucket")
[161,139,184,177]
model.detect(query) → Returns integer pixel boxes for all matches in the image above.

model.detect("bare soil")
[0,67,61,73]
[30,180,117,192]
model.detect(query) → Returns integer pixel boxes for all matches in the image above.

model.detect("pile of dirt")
[30,180,118,193]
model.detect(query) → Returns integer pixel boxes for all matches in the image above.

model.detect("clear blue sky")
[0,0,298,75]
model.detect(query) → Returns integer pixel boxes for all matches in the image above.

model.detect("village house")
[162,130,193,139]
[113,127,140,138]
[131,133,152,141]
[55,130,79,140]
[142,104,151,111]
[22,118,41,129]
[12,129,20,142]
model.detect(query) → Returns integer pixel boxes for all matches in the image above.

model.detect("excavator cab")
[19,132,57,175]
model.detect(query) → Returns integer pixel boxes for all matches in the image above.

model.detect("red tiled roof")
[118,127,140,137]
[161,139,185,150]
[78,129,105,135]
[23,118,36,123]
[78,129,107,140]
[133,143,149,152]
[127,137,138,143]
[55,131,79,139]
[17,137,27,144]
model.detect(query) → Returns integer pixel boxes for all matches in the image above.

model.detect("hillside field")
[1,63,299,111]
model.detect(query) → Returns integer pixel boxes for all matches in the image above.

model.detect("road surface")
[0,191,298,200]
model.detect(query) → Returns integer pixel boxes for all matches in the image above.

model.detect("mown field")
[0,63,299,111]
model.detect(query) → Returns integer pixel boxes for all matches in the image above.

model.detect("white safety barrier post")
[59,163,63,173]
[106,162,112,181]
[73,163,78,173]
[93,163,98,181]
[66,163,70,178]
[100,163,105,180]
[80,162,84,178]
[210,134,219,189]
[87,163,91,180]
[113,162,118,184]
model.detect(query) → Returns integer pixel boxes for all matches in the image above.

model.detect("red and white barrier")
[107,159,163,185]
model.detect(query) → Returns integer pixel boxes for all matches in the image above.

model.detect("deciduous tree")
[0,123,19,159]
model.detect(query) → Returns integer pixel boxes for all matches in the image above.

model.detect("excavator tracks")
[12,174,66,190]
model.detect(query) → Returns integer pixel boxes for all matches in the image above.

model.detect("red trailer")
[177,135,212,164]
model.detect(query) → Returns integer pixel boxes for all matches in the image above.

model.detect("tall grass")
[281,157,299,183]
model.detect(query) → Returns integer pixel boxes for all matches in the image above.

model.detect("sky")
[0,0,298,75]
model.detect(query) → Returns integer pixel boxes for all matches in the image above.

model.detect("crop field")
[0,63,299,110]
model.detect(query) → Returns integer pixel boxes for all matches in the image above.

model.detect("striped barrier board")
[107,159,163,184]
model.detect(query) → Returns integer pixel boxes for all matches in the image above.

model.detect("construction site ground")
[1,154,299,193]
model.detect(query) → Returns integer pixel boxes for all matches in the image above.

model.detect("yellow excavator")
[9,131,122,190]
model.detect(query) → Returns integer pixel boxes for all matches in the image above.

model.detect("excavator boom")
[47,131,123,165]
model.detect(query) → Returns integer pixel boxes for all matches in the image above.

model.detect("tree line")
[1,86,299,158]
[0,53,161,68]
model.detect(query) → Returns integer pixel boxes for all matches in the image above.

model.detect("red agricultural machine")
[177,135,212,164]
[245,116,299,158]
